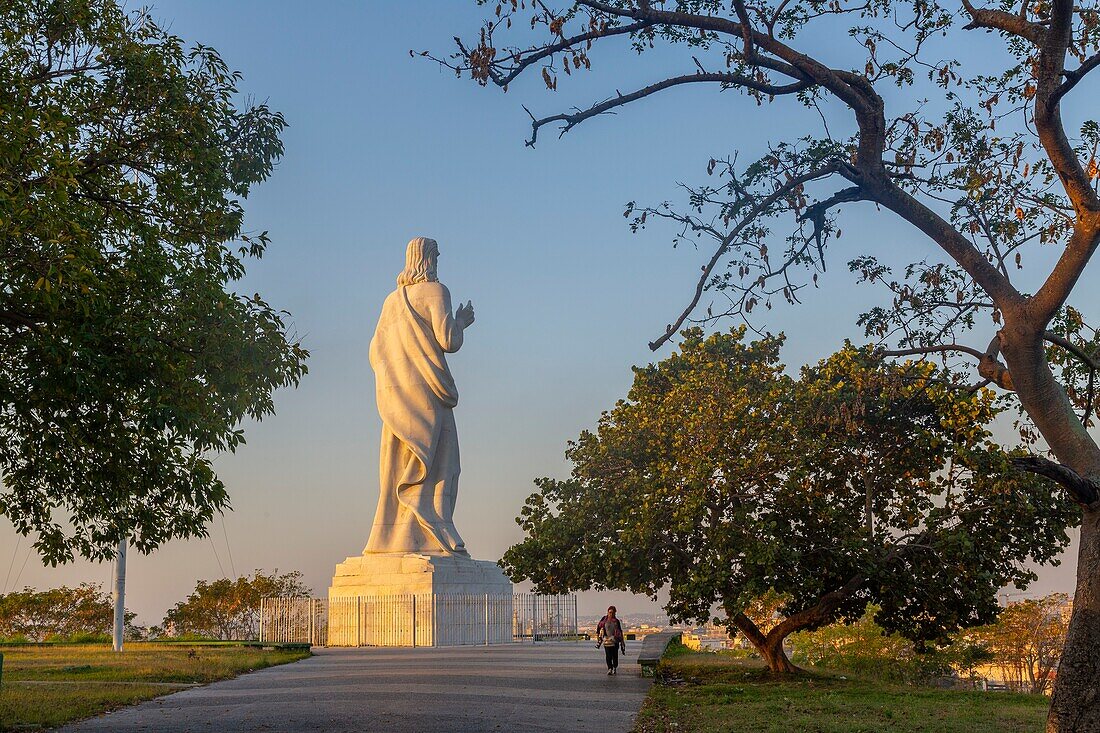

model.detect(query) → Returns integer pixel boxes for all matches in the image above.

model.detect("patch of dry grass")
[634,648,1048,733]
[0,643,309,730]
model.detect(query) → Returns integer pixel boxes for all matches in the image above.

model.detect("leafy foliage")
[789,604,994,684]
[0,583,137,642]
[161,570,310,641]
[740,588,786,636]
[968,593,1070,694]
[0,0,308,563]
[502,329,1077,668]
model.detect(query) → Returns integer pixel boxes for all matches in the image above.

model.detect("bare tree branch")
[1045,330,1100,370]
[523,71,813,146]
[880,343,988,361]
[1030,221,1100,325]
[574,0,882,119]
[767,573,866,640]
[569,2,1022,310]
[1012,454,1100,507]
[870,182,1024,310]
[1050,51,1100,108]
[648,162,845,351]
[0,310,41,332]
[960,0,1045,43]
[800,186,866,263]
[880,340,1016,391]
[456,19,654,87]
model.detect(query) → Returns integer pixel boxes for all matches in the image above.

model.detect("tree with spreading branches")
[501,329,1075,673]
[0,1,307,564]
[0,583,137,641]
[970,593,1070,695]
[162,570,309,641]
[436,1,1100,727]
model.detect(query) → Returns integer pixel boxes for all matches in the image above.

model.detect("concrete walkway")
[60,642,651,733]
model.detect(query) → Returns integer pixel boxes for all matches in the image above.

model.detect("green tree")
[162,570,309,641]
[502,329,1075,672]
[442,2,1100,726]
[0,0,307,564]
[790,604,994,684]
[970,593,1070,695]
[0,583,137,641]
[739,588,786,637]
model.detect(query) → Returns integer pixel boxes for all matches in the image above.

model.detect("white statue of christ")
[364,237,475,555]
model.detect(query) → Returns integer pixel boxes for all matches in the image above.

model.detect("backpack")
[601,617,622,646]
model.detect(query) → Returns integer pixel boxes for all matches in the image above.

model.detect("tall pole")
[112,537,127,652]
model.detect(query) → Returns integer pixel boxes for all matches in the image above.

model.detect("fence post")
[357,597,362,647]
[259,598,264,643]
[412,595,417,648]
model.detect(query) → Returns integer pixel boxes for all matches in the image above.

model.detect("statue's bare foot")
[433,521,467,555]
[446,526,468,554]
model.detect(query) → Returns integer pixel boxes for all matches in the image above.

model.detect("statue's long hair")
[396,236,439,286]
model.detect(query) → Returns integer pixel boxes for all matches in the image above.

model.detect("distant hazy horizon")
[2,0,1090,626]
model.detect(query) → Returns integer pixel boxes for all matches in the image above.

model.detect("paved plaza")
[60,642,651,733]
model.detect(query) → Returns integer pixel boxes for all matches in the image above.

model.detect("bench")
[240,642,312,651]
[635,631,681,677]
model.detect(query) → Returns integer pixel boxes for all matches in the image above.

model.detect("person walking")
[596,605,626,675]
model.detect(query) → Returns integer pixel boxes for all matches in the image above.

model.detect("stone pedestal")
[330,552,512,597]
[327,552,513,647]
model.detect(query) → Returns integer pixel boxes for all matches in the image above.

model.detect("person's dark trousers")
[604,644,619,670]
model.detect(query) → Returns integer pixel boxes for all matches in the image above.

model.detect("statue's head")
[397,236,438,286]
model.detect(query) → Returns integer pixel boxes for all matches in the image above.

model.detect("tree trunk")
[1049,511,1100,731]
[729,612,799,673]
[998,327,1100,732]
[728,611,805,673]
[760,632,798,674]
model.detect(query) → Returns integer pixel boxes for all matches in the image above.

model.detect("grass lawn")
[0,643,311,730]
[633,647,1049,733]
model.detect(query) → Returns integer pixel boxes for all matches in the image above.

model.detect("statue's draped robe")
[365,281,468,554]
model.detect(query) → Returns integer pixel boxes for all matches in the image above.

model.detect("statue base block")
[327,553,513,646]
[329,552,512,597]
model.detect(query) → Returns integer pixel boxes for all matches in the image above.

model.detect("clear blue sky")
[3,1,1091,623]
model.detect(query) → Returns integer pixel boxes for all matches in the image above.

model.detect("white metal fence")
[259,593,576,647]
[258,597,327,646]
[513,593,578,641]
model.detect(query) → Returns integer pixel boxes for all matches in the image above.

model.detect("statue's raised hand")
[455,300,475,329]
